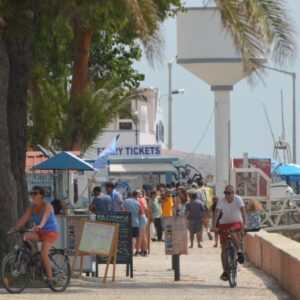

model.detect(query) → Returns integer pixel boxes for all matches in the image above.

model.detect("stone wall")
[244,230,300,299]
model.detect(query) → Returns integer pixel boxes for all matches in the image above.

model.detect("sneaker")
[134,251,140,256]
[45,278,55,287]
[237,251,245,264]
[220,272,228,281]
[141,251,148,257]
[151,238,157,242]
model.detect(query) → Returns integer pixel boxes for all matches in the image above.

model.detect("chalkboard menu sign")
[96,212,133,278]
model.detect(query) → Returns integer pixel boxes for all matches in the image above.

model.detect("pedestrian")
[185,189,205,248]
[149,190,164,241]
[121,191,141,252]
[89,186,112,214]
[160,187,174,218]
[136,190,148,256]
[246,199,262,230]
[105,182,123,212]
[175,186,188,216]
[209,196,221,247]
[195,180,213,241]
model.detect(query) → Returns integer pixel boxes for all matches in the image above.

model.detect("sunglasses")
[224,191,233,195]
[30,191,39,196]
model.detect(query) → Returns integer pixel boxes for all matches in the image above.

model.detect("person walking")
[136,190,148,256]
[121,191,141,252]
[209,196,221,247]
[89,186,112,214]
[185,189,205,248]
[160,187,173,219]
[149,190,164,241]
[106,182,123,212]
[212,185,247,281]
[175,187,188,216]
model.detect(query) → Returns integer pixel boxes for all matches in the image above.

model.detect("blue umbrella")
[33,151,95,171]
[277,164,300,182]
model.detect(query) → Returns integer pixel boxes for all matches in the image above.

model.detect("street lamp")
[159,89,185,101]
[263,65,297,163]
[168,55,178,150]
[159,88,185,149]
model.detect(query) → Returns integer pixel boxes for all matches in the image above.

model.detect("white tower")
[177,7,263,197]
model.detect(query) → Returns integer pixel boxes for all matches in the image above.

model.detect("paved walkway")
[0,237,294,300]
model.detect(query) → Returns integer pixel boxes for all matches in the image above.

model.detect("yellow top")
[162,197,173,217]
[205,187,213,209]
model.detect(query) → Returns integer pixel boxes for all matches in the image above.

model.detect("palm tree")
[214,0,296,74]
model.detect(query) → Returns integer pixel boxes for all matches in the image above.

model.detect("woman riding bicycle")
[12,186,58,284]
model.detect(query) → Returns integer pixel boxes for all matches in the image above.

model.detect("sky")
[134,0,300,162]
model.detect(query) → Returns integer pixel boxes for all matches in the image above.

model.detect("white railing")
[231,168,300,227]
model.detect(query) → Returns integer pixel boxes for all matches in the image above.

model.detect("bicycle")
[1,228,71,293]
[220,227,260,288]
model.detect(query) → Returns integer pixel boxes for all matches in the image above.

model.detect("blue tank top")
[31,206,58,232]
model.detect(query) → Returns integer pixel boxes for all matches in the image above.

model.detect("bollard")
[173,255,180,281]
[172,255,175,270]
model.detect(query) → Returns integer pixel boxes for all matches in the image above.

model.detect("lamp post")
[263,65,297,163]
[160,89,185,149]
[168,55,177,150]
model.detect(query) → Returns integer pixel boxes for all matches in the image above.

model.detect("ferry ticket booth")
[107,157,179,194]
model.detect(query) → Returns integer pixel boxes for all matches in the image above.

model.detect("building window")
[119,122,133,130]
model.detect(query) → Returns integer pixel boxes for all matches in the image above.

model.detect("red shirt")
[137,197,146,214]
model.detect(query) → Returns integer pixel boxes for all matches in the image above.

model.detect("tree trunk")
[5,15,36,217]
[0,29,19,260]
[68,17,93,151]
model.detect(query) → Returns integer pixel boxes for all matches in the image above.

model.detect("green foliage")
[26,0,184,151]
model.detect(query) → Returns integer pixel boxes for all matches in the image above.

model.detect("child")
[247,199,262,230]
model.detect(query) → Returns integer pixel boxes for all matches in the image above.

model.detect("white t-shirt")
[196,188,207,205]
[217,195,245,224]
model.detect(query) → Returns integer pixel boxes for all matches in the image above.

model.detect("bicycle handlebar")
[7,228,34,235]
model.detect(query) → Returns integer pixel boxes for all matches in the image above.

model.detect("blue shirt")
[91,195,112,213]
[32,211,58,232]
[110,190,123,212]
[247,211,261,229]
[122,198,141,227]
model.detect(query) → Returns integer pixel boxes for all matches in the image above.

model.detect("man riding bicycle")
[11,186,58,285]
[212,185,247,281]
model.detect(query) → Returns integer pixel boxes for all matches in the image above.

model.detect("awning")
[33,151,95,171]
[109,163,176,174]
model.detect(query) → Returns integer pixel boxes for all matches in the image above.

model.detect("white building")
[83,88,165,160]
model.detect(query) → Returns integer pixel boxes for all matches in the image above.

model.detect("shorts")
[219,222,243,244]
[37,231,58,244]
[139,214,148,229]
[188,219,202,234]
[132,227,139,238]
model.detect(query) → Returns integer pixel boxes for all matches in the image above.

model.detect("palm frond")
[215,0,297,76]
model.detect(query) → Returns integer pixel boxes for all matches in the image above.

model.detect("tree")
[215,0,297,75]
[0,0,184,259]
[0,0,297,260]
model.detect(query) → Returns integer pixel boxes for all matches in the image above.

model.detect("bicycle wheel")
[49,251,71,292]
[1,253,29,293]
[226,245,237,288]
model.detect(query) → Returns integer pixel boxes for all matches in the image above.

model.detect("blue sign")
[97,145,161,157]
